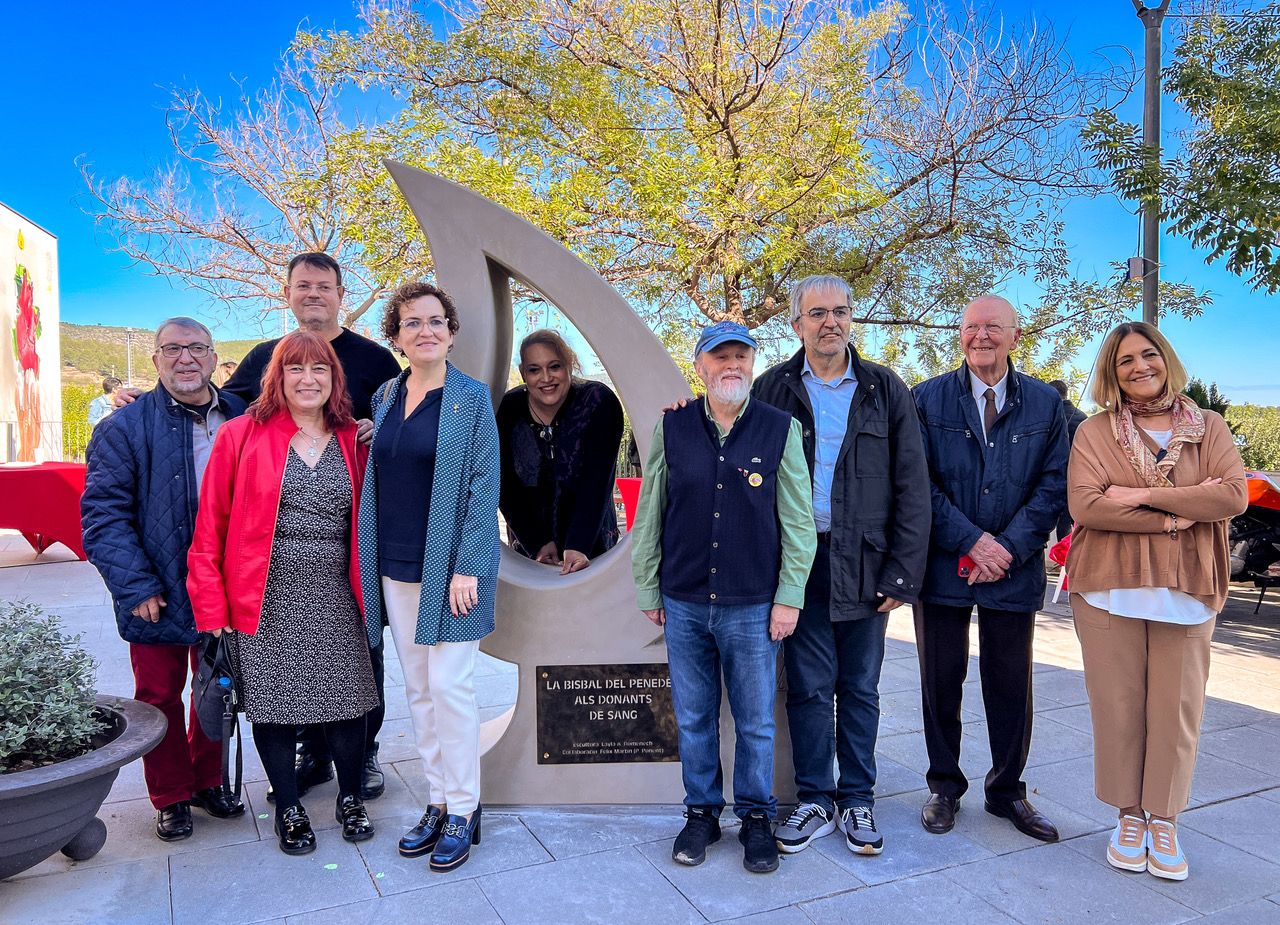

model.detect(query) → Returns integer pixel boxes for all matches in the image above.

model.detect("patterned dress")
[237,439,379,725]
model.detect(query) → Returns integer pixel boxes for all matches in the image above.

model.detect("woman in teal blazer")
[357,281,500,872]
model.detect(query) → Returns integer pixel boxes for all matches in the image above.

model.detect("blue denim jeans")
[784,540,889,811]
[662,596,779,819]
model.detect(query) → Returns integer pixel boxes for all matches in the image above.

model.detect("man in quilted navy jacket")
[82,317,247,842]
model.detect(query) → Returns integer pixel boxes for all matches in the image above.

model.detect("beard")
[706,373,751,405]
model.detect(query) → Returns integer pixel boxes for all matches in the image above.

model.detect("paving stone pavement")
[2,534,1279,924]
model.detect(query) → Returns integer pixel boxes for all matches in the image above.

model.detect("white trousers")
[382,577,481,815]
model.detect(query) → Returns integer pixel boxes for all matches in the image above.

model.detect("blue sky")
[1,1,1275,402]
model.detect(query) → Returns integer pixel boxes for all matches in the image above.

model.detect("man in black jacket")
[754,275,931,858]
[83,317,248,841]
[222,252,402,801]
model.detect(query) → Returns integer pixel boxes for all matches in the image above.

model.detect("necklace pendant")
[307,447,317,458]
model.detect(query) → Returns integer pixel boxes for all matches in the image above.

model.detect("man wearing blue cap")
[632,321,816,874]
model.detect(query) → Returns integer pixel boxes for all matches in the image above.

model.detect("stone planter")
[0,695,166,880]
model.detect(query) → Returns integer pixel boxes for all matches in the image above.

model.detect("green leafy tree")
[1227,404,1280,469]
[1184,377,1231,415]
[1085,2,1280,292]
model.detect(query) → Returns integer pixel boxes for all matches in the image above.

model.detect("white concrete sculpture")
[386,161,794,805]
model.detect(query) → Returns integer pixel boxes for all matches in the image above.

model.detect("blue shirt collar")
[801,347,855,386]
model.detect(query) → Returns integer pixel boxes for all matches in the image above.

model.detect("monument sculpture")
[387,162,793,804]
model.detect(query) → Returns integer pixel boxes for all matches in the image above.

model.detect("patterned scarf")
[1110,392,1206,488]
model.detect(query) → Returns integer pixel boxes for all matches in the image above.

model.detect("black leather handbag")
[192,632,244,798]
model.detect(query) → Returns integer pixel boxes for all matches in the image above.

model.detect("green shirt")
[631,396,816,612]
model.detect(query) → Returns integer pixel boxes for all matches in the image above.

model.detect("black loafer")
[274,805,317,855]
[429,806,482,871]
[155,802,193,841]
[399,807,445,858]
[294,751,334,797]
[921,794,959,834]
[985,798,1060,843]
[335,794,375,843]
[361,745,385,801]
[190,787,245,819]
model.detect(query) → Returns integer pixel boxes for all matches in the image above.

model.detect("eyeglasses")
[961,323,1008,337]
[290,282,339,294]
[400,318,450,333]
[805,307,851,322]
[156,343,212,358]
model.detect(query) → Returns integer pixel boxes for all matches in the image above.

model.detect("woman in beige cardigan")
[1066,321,1246,881]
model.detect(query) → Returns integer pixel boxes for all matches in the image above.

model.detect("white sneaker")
[1146,819,1188,881]
[774,803,835,854]
[1106,814,1148,872]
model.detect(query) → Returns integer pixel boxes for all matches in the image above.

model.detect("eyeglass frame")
[959,322,1012,337]
[155,343,214,359]
[802,306,852,323]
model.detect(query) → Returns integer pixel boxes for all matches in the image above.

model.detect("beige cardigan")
[1066,409,1248,612]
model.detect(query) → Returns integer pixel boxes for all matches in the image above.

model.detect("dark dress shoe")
[399,807,445,858]
[274,805,317,855]
[985,798,1060,842]
[361,745,385,800]
[429,806,482,871]
[921,794,959,834]
[335,794,375,843]
[190,787,246,819]
[294,751,334,797]
[155,802,193,841]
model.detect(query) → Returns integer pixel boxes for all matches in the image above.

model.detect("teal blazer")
[358,363,501,645]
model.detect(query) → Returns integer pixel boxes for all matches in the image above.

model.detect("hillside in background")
[59,322,261,387]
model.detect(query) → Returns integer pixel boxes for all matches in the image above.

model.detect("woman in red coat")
[188,330,376,856]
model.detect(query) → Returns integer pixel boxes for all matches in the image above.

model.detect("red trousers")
[129,643,222,809]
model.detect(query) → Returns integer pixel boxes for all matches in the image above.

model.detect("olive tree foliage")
[303,0,1152,366]
[1086,1,1280,293]
[82,61,429,328]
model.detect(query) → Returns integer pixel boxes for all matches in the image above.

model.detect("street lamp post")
[1134,0,1171,326]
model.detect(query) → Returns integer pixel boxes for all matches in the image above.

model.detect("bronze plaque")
[535,663,680,764]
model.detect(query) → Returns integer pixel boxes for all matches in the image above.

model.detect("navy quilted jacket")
[82,385,247,645]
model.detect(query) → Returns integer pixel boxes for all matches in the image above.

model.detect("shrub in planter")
[0,601,108,773]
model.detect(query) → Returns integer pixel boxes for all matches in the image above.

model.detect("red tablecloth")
[0,462,88,560]
[617,477,642,532]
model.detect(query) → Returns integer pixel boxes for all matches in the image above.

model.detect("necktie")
[983,388,997,438]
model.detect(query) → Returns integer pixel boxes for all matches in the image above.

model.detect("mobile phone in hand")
[958,555,977,579]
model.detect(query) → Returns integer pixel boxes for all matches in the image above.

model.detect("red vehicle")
[1229,472,1280,608]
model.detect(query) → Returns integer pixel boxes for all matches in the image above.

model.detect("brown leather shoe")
[984,798,1060,842]
[921,794,959,834]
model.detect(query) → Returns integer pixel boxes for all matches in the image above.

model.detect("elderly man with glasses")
[82,317,248,841]
[910,294,1068,843]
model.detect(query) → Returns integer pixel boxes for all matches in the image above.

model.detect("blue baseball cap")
[694,320,758,357]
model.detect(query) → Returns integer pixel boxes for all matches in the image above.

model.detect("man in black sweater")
[222,252,401,801]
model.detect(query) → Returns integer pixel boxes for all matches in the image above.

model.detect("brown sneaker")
[1146,819,1188,881]
[1106,814,1147,872]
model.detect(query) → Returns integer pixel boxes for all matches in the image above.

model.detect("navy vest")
[660,398,791,605]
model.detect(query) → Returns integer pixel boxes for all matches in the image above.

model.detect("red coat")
[187,410,368,635]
